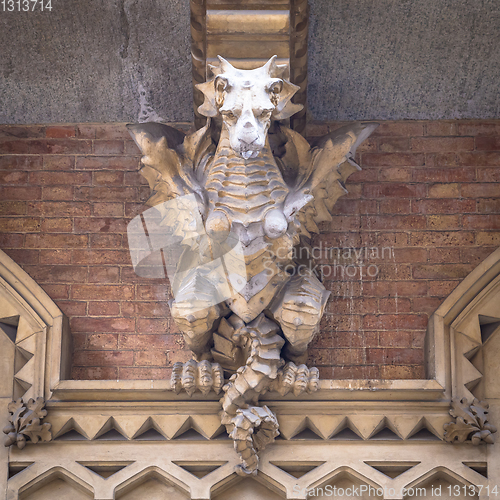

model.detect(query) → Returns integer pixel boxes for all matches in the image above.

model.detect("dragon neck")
[215,125,274,163]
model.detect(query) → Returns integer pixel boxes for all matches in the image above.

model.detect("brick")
[429,247,460,263]
[89,234,123,248]
[74,217,127,233]
[425,122,458,136]
[458,122,500,136]
[0,186,42,201]
[411,137,474,152]
[56,301,87,317]
[73,350,134,366]
[463,215,500,229]
[412,297,444,314]
[428,280,459,297]
[332,199,378,215]
[71,317,136,334]
[321,314,362,331]
[432,152,500,167]
[379,365,425,379]
[413,264,474,279]
[331,365,380,379]
[25,233,87,248]
[28,201,90,216]
[426,215,460,230]
[326,297,378,315]
[364,281,428,298]
[121,301,170,317]
[87,333,119,349]
[75,186,137,202]
[371,122,424,137]
[45,126,76,138]
[477,167,500,182]
[378,137,410,152]
[363,314,428,330]
[76,156,139,170]
[412,199,475,214]
[30,171,91,185]
[94,124,130,140]
[0,218,40,232]
[410,231,474,247]
[71,284,135,300]
[24,265,88,283]
[137,318,170,334]
[428,183,460,198]
[43,156,75,170]
[378,298,411,313]
[0,125,46,138]
[363,183,426,198]
[136,284,170,301]
[125,202,145,218]
[377,232,409,247]
[72,366,118,380]
[42,186,74,201]
[349,168,378,183]
[0,139,91,155]
[376,264,412,280]
[93,171,124,186]
[40,218,72,232]
[330,349,364,365]
[475,232,500,246]
[40,284,69,299]
[40,249,72,264]
[378,167,411,182]
[0,171,28,184]
[361,153,425,167]
[119,334,177,350]
[93,202,124,217]
[378,331,412,347]
[412,167,475,183]
[361,215,426,230]
[76,125,96,139]
[0,155,43,170]
[72,249,130,264]
[0,201,27,215]
[2,248,39,265]
[389,248,427,263]
[366,348,424,365]
[460,247,497,265]
[475,136,500,150]
[134,351,168,366]
[118,367,171,380]
[94,140,124,155]
[88,302,121,316]
[378,199,411,214]
[462,183,500,198]
[313,330,378,349]
[88,266,120,283]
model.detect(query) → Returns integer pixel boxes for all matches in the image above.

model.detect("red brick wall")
[0,121,499,380]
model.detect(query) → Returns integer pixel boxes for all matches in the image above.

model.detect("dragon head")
[196,56,303,159]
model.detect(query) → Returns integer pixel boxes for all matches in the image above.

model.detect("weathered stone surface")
[1,0,499,123]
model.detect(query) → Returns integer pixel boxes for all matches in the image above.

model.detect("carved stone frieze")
[3,397,52,449]
[444,398,497,444]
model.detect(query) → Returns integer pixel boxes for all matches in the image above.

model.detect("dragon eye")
[222,111,236,120]
[259,110,272,120]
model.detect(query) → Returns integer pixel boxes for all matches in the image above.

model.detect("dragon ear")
[195,79,218,117]
[273,80,303,120]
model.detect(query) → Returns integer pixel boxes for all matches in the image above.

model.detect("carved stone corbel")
[443,398,497,444]
[3,398,52,449]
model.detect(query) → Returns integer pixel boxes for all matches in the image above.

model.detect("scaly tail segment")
[220,313,284,475]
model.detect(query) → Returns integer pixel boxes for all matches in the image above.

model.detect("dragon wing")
[127,121,215,283]
[280,122,379,237]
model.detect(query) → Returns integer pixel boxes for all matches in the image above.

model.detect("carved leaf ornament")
[444,398,497,444]
[3,398,52,449]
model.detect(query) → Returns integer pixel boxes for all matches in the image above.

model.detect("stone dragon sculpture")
[128,56,377,475]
